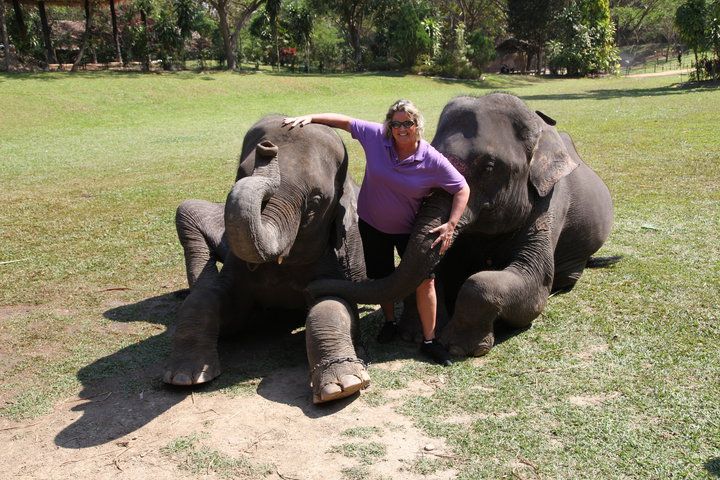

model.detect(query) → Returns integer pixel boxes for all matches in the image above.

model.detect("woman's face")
[390,111,418,150]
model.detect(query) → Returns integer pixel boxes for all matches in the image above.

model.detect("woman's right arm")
[281,113,354,133]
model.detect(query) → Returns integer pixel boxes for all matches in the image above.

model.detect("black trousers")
[358,218,410,280]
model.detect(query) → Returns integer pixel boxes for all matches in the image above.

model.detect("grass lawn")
[0,70,718,478]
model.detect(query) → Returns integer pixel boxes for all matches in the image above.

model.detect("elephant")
[308,93,615,357]
[164,115,370,404]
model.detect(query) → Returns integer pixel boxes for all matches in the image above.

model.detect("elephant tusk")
[277,256,284,265]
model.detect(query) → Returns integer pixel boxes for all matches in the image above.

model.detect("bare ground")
[0,297,459,480]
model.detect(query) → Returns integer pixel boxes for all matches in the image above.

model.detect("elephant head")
[308,93,578,303]
[224,115,350,266]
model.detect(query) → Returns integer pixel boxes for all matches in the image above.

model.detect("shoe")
[377,322,398,344]
[420,339,453,367]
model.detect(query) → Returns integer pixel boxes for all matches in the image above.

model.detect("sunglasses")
[389,120,416,129]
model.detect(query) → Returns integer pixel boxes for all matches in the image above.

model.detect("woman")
[282,100,469,366]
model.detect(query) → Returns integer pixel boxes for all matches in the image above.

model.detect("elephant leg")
[176,200,228,288]
[164,274,251,386]
[306,296,370,404]
[441,270,548,357]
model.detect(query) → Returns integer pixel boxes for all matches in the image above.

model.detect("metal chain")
[310,356,367,378]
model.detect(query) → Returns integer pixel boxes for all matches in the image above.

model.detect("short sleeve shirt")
[350,119,467,234]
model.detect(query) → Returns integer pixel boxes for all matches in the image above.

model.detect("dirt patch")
[0,363,458,479]
[568,392,621,407]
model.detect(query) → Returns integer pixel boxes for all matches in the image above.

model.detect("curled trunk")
[224,141,298,264]
[308,191,473,303]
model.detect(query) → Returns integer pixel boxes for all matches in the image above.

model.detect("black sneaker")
[377,322,398,344]
[420,339,453,366]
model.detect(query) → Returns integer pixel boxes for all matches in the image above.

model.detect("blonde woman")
[283,100,469,366]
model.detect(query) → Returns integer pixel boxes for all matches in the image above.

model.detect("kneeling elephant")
[165,115,369,404]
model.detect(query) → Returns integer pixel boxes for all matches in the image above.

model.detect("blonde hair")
[383,99,424,140]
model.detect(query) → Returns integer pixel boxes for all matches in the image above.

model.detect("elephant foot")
[164,350,221,386]
[310,357,370,405]
[444,329,495,358]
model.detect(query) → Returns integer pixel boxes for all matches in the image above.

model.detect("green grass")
[162,434,273,478]
[1,70,719,478]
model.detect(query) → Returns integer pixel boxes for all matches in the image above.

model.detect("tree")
[109,0,123,63]
[546,0,620,75]
[211,0,263,69]
[309,0,378,70]
[284,0,313,70]
[706,0,720,77]
[374,0,431,68]
[265,0,280,69]
[1,0,13,70]
[508,0,565,72]
[675,0,707,76]
[611,0,665,44]
[71,0,94,71]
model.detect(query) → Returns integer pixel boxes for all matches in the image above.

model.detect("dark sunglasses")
[389,120,416,129]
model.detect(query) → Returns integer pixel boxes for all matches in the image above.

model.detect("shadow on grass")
[521,80,719,101]
[706,458,720,477]
[54,290,362,449]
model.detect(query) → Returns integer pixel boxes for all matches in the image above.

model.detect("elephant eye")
[485,161,495,172]
[308,193,323,207]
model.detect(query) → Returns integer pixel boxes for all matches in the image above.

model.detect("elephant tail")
[586,255,623,268]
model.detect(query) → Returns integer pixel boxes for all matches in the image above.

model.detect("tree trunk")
[109,0,123,64]
[71,0,93,72]
[140,8,150,71]
[216,1,235,70]
[37,1,57,65]
[349,23,362,70]
[1,0,13,71]
[11,0,27,44]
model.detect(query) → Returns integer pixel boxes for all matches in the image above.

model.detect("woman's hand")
[430,222,456,254]
[282,115,313,129]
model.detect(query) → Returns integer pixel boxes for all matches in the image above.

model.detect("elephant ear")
[529,127,578,197]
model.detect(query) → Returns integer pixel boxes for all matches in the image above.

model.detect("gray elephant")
[164,115,370,404]
[309,93,615,357]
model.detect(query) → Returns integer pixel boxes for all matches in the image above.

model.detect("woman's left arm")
[430,183,470,254]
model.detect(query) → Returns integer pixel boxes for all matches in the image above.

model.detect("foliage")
[508,0,565,71]
[418,22,481,79]
[612,0,683,45]
[675,0,720,79]
[373,0,431,68]
[309,16,346,71]
[546,0,620,75]
[466,28,496,69]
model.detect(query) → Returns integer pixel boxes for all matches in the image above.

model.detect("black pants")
[358,218,410,280]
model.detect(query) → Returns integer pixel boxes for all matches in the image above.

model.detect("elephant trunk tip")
[256,141,278,159]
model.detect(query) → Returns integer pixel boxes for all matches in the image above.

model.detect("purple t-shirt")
[351,119,467,234]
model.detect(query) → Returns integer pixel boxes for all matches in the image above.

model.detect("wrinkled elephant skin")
[166,115,369,403]
[308,93,614,358]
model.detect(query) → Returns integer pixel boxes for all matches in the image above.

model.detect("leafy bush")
[546,0,619,75]
[466,29,495,70]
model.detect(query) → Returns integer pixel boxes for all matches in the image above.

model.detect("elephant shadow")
[55,290,361,449]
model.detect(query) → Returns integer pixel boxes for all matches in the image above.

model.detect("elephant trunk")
[308,191,474,303]
[224,141,298,264]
